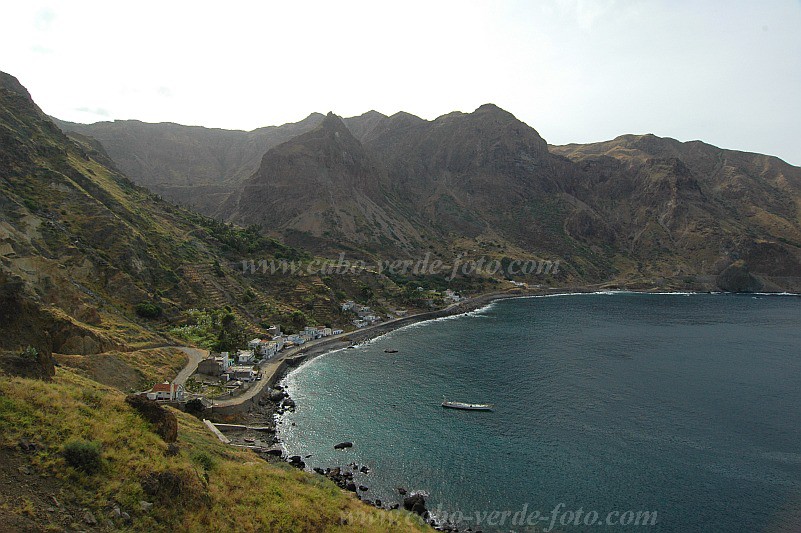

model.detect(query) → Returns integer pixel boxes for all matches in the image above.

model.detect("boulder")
[124,395,178,443]
[403,494,427,516]
[269,389,285,402]
[334,441,353,450]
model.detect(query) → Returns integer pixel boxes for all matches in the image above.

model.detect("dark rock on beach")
[403,493,427,516]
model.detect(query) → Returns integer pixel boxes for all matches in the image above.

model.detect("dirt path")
[172,346,208,386]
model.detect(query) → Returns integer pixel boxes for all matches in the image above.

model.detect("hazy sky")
[2,1,800,164]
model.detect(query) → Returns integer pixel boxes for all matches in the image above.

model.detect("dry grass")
[0,368,430,532]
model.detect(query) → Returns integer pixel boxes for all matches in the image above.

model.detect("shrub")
[135,301,162,319]
[62,439,102,473]
[190,451,215,472]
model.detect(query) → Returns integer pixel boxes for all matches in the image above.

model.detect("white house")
[146,382,184,402]
[287,334,306,345]
[272,335,287,351]
[237,350,255,364]
[341,301,355,311]
[332,329,344,335]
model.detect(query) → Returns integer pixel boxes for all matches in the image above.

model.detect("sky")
[2,0,800,164]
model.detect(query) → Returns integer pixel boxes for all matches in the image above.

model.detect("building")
[272,335,287,351]
[226,365,257,382]
[341,300,356,311]
[236,350,255,364]
[332,329,344,335]
[197,353,232,376]
[287,334,306,345]
[146,382,184,402]
[264,325,282,336]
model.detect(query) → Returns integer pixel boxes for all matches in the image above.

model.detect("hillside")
[0,367,428,531]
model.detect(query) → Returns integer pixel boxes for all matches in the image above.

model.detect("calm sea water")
[278,293,801,532]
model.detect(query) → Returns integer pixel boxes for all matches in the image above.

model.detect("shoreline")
[225,287,801,528]
[270,285,801,390]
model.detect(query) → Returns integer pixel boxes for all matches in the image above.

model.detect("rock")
[264,448,283,456]
[397,486,407,495]
[109,507,121,518]
[284,398,296,408]
[345,482,357,492]
[359,465,369,473]
[17,466,31,475]
[358,485,369,492]
[50,496,60,507]
[83,510,98,525]
[139,501,153,512]
[124,394,178,442]
[375,499,382,508]
[390,503,399,510]
[403,494,427,516]
[334,441,353,450]
[121,511,131,521]
[287,455,305,469]
[269,390,285,402]
[313,467,325,475]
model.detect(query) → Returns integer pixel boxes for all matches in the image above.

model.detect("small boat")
[244,437,256,443]
[384,349,398,353]
[441,399,493,411]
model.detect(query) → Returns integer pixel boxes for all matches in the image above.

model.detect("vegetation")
[169,309,246,352]
[135,301,163,319]
[62,439,102,473]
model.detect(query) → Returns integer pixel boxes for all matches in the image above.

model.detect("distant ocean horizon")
[278,293,801,532]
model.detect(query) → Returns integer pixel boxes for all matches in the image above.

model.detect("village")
[141,288,464,404]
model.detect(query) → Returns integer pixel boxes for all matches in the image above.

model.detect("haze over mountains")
[55,102,801,292]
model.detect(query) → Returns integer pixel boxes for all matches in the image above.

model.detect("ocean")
[278,293,801,532]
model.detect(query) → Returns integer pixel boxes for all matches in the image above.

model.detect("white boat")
[441,399,493,411]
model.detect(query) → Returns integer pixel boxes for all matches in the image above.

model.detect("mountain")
[222,104,801,290]
[224,112,428,255]
[53,94,801,291]
[551,135,801,289]
[53,113,325,214]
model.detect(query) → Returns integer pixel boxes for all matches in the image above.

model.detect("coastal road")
[211,289,524,409]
